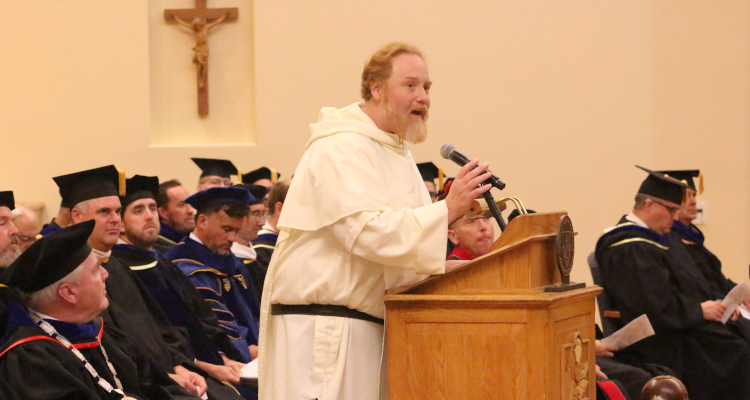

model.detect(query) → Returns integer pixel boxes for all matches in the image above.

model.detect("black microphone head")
[440,143,456,159]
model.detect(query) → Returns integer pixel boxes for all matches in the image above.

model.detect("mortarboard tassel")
[117,169,126,197]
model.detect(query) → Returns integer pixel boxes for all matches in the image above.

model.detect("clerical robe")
[0,302,195,400]
[166,236,260,362]
[596,215,750,399]
[259,103,448,400]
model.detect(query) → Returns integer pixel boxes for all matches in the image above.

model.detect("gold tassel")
[270,167,278,184]
[699,172,704,194]
[437,166,444,191]
[117,169,126,196]
[237,167,242,184]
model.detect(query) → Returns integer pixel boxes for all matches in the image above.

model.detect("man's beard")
[0,244,21,268]
[124,223,159,249]
[383,93,428,144]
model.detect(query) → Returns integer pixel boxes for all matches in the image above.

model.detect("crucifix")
[165,0,238,117]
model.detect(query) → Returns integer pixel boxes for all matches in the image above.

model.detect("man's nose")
[7,221,18,237]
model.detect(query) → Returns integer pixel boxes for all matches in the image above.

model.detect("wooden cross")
[165,0,239,117]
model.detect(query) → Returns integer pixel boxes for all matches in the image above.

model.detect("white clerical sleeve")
[328,201,448,276]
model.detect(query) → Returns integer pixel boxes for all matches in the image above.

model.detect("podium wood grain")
[385,212,601,399]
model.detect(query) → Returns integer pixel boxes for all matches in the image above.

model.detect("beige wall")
[1,1,748,284]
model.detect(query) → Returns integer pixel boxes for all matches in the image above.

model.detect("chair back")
[587,251,622,336]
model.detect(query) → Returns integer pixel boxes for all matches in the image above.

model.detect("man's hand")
[701,300,726,322]
[444,159,493,223]
[222,354,246,376]
[249,345,259,360]
[594,340,617,357]
[445,259,468,273]
[195,360,241,384]
[173,365,207,397]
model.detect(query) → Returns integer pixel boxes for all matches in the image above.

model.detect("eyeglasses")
[649,198,680,215]
[249,210,266,220]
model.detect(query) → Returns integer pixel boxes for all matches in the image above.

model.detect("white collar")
[92,248,112,260]
[231,241,256,260]
[27,308,58,321]
[189,232,204,245]
[625,212,649,229]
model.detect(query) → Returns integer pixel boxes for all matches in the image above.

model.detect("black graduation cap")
[0,220,95,293]
[121,175,160,211]
[234,184,268,205]
[186,187,256,211]
[192,158,240,180]
[636,165,690,204]
[416,162,446,191]
[0,191,14,210]
[242,167,280,185]
[658,169,703,194]
[53,165,125,208]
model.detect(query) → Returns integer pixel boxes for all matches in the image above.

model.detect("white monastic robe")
[258,103,448,400]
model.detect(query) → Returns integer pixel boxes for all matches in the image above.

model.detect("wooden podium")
[384,212,602,400]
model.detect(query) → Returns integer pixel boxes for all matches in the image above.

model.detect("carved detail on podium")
[561,331,590,400]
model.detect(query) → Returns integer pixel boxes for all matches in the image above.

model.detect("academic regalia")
[39,219,62,236]
[241,167,280,186]
[156,224,185,255]
[670,222,736,298]
[166,236,260,363]
[231,242,263,304]
[596,216,750,399]
[0,302,196,400]
[447,246,473,261]
[250,226,278,299]
[111,243,243,364]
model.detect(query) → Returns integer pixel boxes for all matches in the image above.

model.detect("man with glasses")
[11,205,39,252]
[192,158,241,191]
[595,166,750,399]
[232,184,268,302]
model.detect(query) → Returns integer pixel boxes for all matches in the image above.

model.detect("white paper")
[720,282,750,324]
[600,314,655,350]
[201,393,208,400]
[240,358,259,379]
[741,306,750,320]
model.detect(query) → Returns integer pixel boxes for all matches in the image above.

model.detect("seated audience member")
[242,167,280,190]
[193,158,240,191]
[113,175,254,399]
[595,166,750,400]
[39,202,70,235]
[53,165,227,399]
[232,184,268,303]
[417,161,445,203]
[665,169,749,310]
[251,181,289,296]
[165,187,261,361]
[595,327,660,400]
[447,211,494,261]
[0,192,19,270]
[156,179,196,254]
[11,205,39,252]
[0,221,197,400]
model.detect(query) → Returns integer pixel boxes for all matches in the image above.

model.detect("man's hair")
[72,199,95,219]
[157,180,182,209]
[196,203,249,221]
[267,182,289,216]
[23,263,85,310]
[634,193,650,210]
[361,42,425,101]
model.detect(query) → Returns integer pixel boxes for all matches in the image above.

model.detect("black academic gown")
[0,302,196,400]
[111,244,244,364]
[154,224,185,256]
[100,255,247,400]
[595,216,750,400]
[670,222,736,298]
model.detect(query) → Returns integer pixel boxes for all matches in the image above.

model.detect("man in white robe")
[258,42,493,400]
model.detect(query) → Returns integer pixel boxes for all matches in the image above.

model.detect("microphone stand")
[482,188,506,231]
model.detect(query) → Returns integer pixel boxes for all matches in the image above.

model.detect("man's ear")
[274,201,283,216]
[447,230,460,246]
[70,207,82,224]
[57,282,77,306]
[157,207,169,221]
[370,81,383,102]
[196,213,208,230]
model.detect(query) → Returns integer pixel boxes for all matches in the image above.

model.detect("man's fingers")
[455,159,480,179]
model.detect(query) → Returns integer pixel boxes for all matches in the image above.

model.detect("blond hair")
[361,42,425,101]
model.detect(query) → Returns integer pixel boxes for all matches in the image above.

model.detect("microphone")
[440,143,506,190]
